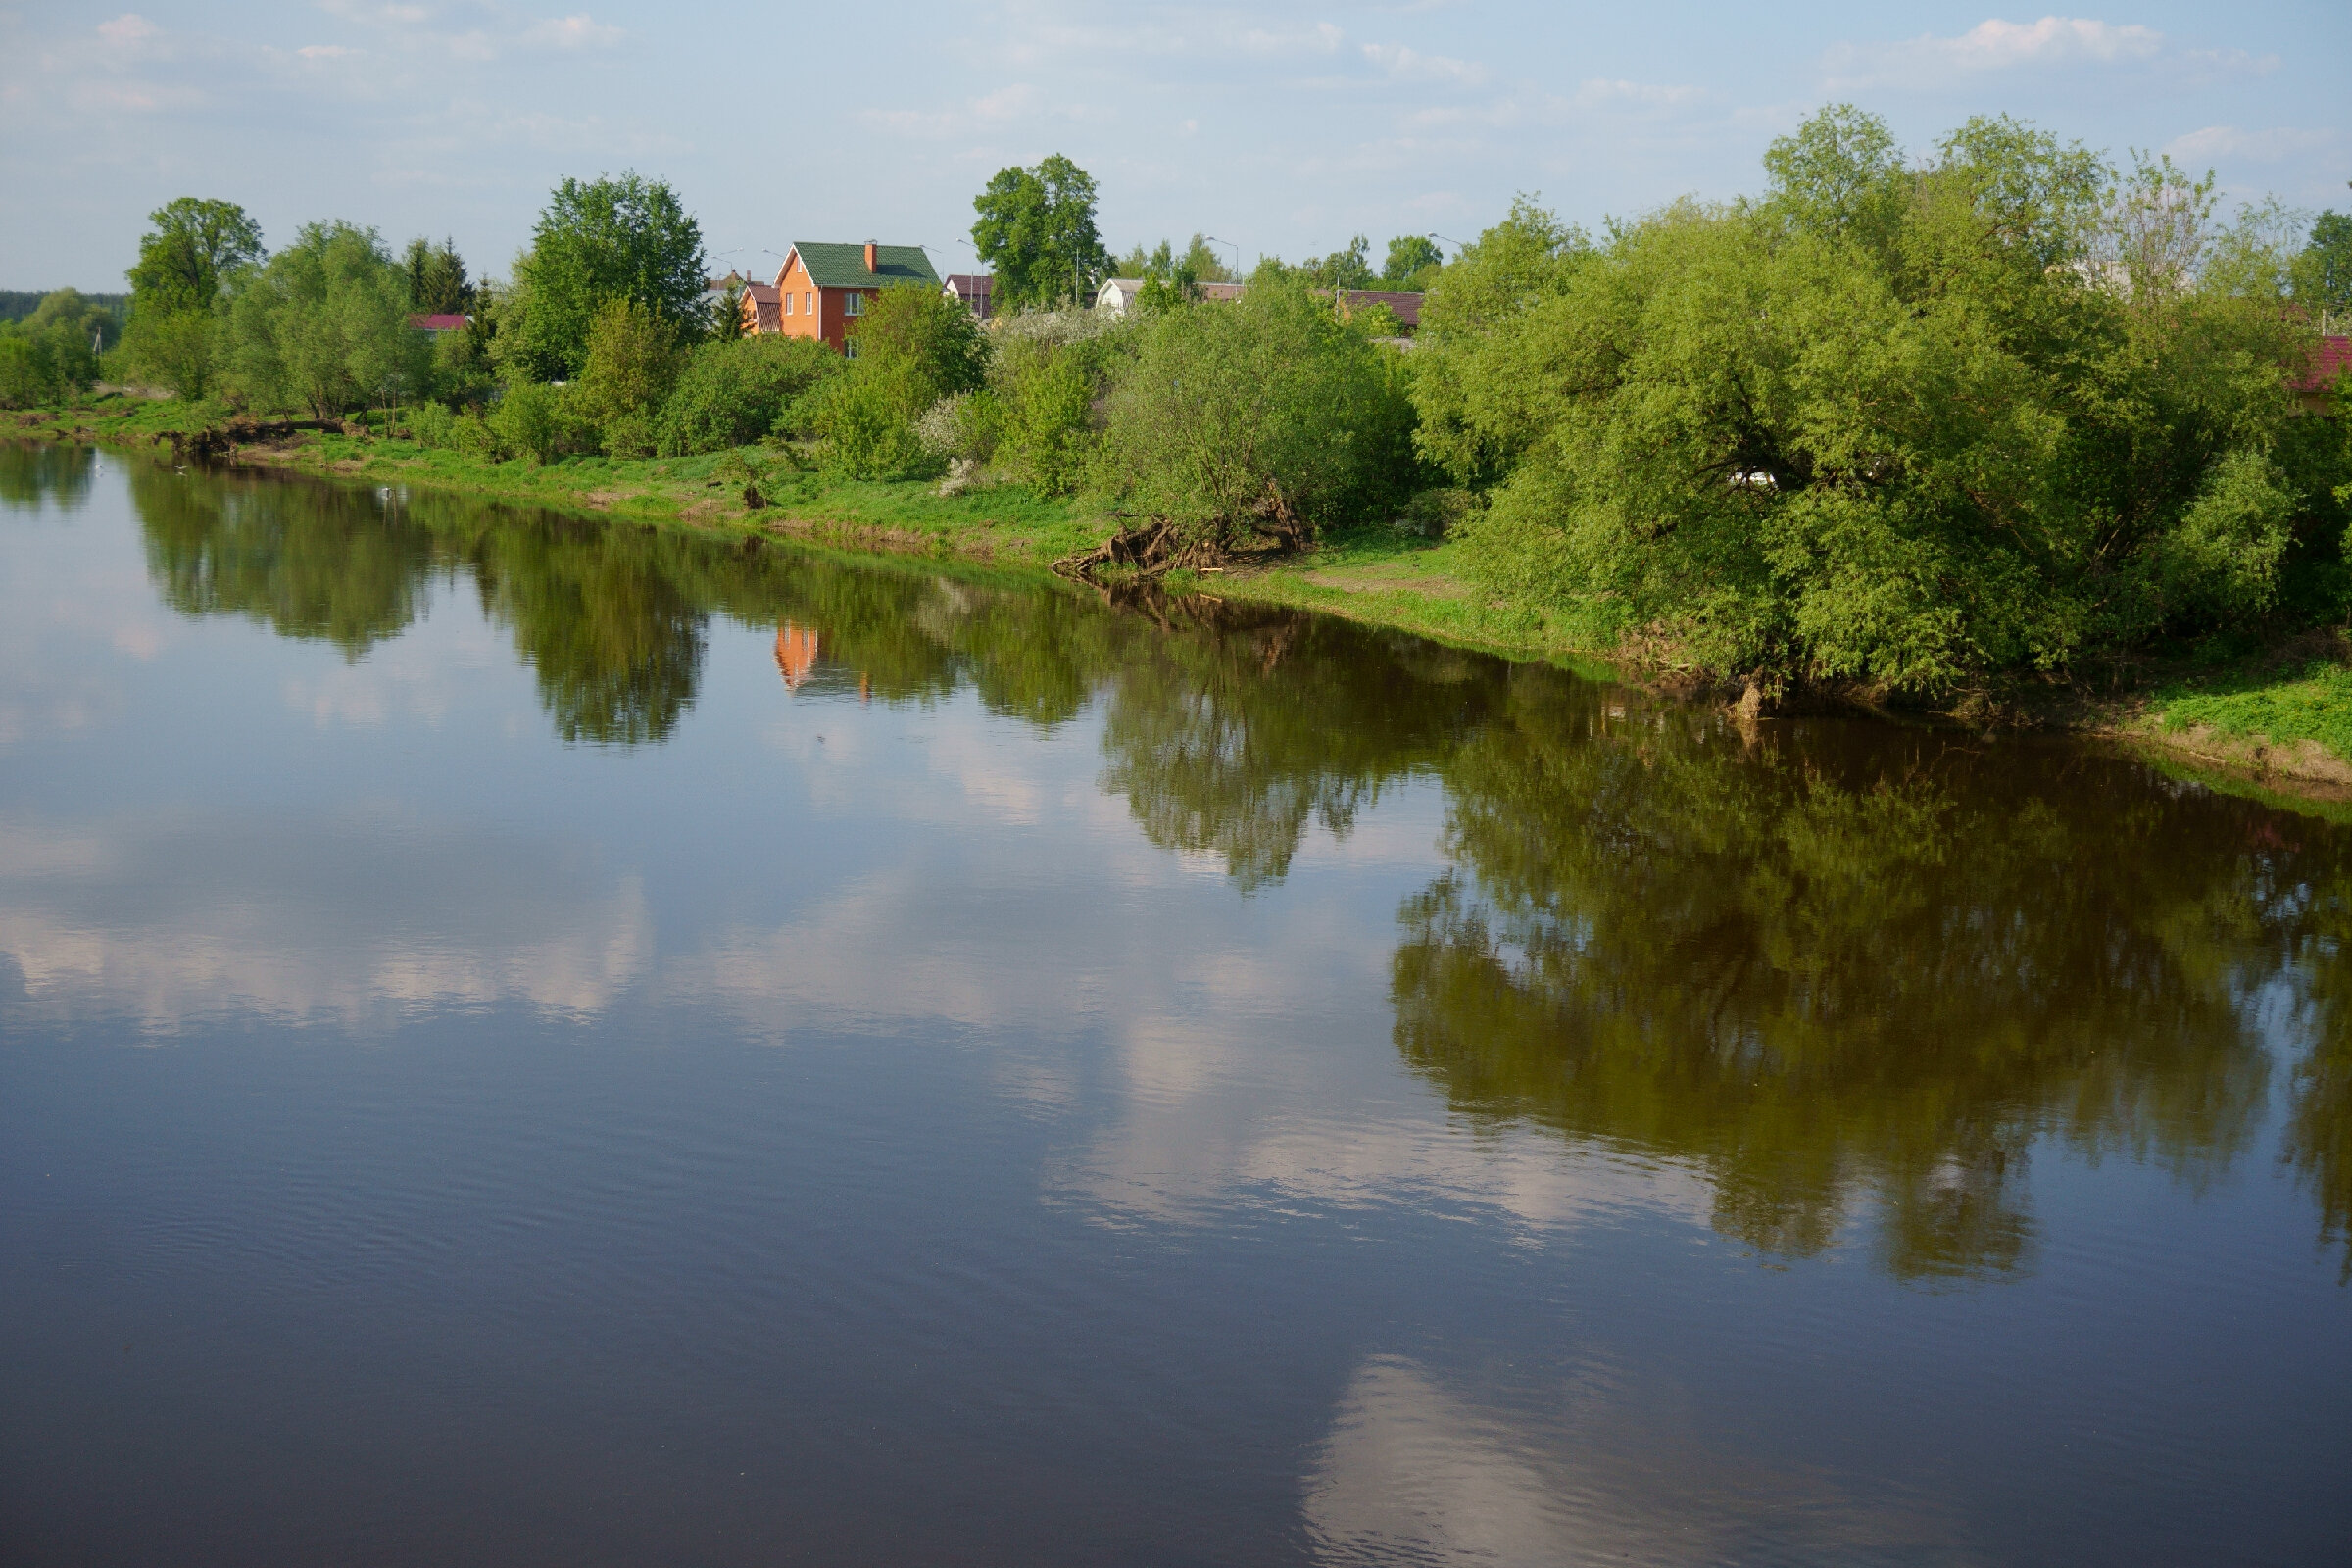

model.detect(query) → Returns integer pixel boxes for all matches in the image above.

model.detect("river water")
[1,446,2346,1566]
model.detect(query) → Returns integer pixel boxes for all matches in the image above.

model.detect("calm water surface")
[2,446,2347,1566]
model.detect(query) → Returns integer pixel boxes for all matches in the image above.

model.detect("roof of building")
[944,273,993,295]
[785,243,939,291]
[2292,335,2351,395]
[1335,289,1424,329]
[408,313,468,332]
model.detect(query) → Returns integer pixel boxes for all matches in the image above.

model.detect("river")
[2,445,2347,1565]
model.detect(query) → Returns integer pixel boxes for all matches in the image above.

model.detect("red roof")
[408,313,468,332]
[2292,335,2351,396]
[1335,289,1423,330]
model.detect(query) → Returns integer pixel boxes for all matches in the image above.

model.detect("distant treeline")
[0,290,126,324]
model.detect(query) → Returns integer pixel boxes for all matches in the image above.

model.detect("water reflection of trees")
[112,455,2352,1275]
[132,465,438,657]
[1394,673,2352,1280]
[1097,606,1502,889]
[0,441,97,512]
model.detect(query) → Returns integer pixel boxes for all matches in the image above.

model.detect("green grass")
[2154,659,2352,760]
[1208,523,1627,673]
[10,393,1110,565]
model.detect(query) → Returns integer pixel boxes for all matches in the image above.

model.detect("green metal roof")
[791,242,939,290]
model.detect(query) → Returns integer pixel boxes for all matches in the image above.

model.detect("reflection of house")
[774,623,819,691]
[943,274,995,320]
[741,242,941,354]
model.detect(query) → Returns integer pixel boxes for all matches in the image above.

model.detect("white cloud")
[1239,21,1344,58]
[522,14,622,50]
[863,81,1072,139]
[1360,42,1486,86]
[1570,77,1709,112]
[1823,14,2274,89]
[1930,15,2163,68]
[296,43,357,60]
[96,13,158,48]
[2165,124,2340,165]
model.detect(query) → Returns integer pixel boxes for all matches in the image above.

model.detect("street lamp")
[1201,235,1243,279]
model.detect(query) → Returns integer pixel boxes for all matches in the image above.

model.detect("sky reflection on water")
[1,446,2348,1566]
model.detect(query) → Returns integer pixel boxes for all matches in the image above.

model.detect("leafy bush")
[913,391,1002,465]
[656,334,839,455]
[993,335,1099,493]
[1426,107,2351,691]
[579,297,678,458]
[408,400,459,449]
[488,380,591,465]
[1102,272,1415,549]
[787,282,994,478]
[802,368,931,479]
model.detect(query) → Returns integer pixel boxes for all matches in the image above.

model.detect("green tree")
[1383,235,1443,288]
[579,296,680,457]
[711,276,747,343]
[849,280,990,400]
[2301,207,2352,314]
[1102,270,1415,551]
[1760,102,1910,256]
[118,197,264,400]
[1425,108,2337,692]
[972,154,1110,310]
[125,197,265,314]
[220,221,428,420]
[403,236,471,314]
[1300,235,1377,289]
[0,289,115,406]
[1405,197,1590,488]
[504,172,708,381]
[1114,234,1235,289]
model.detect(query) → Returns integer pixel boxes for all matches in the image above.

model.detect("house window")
[783,292,793,316]
[844,291,863,317]
[845,334,859,359]
[804,291,813,316]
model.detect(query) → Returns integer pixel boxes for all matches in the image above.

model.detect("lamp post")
[1201,235,1243,281]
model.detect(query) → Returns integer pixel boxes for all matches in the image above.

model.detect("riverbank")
[15,393,2352,792]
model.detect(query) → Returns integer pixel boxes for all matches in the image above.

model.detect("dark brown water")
[2,446,2347,1566]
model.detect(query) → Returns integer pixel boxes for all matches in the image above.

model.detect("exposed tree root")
[1054,485,1311,584]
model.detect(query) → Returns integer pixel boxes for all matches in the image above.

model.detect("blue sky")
[3,2,2346,290]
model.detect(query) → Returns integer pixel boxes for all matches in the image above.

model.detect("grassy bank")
[5,393,1617,666]
[14,393,2352,789]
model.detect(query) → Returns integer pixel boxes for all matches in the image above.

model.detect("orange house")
[744,242,941,355]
